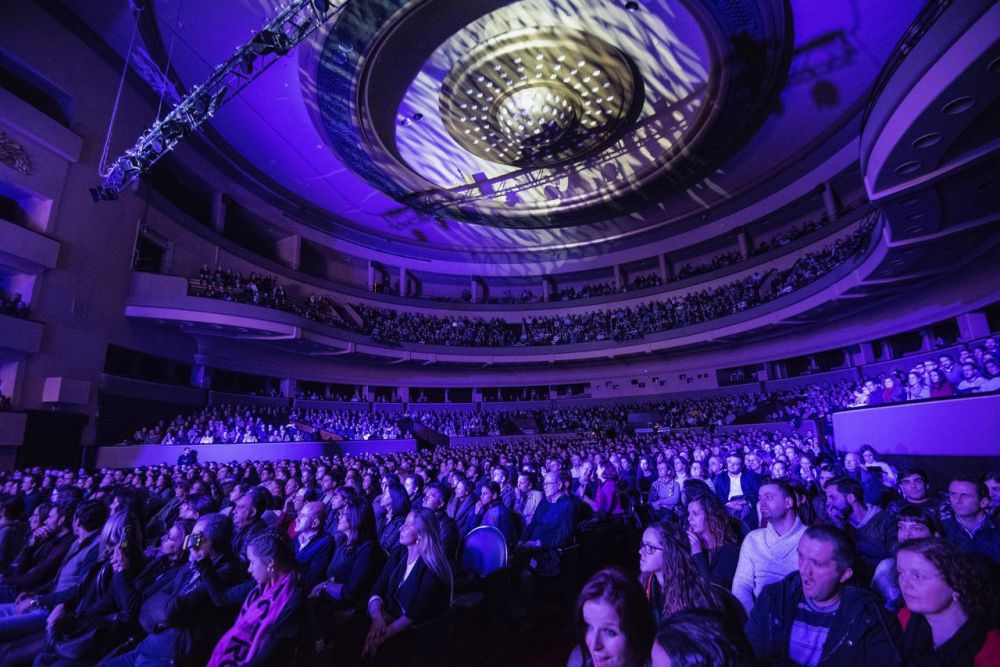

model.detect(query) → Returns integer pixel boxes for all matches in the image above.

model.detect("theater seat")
[454,526,510,620]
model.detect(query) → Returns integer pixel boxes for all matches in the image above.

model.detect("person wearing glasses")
[638,523,741,629]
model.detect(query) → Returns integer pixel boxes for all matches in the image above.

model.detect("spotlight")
[250,29,293,56]
[161,120,187,141]
[624,1,640,10]
[310,0,329,12]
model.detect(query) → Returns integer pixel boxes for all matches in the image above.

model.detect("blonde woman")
[363,508,453,660]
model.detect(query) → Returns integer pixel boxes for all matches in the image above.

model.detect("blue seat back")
[461,525,507,576]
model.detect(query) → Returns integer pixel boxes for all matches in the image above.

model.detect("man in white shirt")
[732,479,807,613]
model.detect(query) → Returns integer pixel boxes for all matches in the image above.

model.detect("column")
[367,261,377,291]
[821,182,840,220]
[279,378,295,398]
[919,329,934,352]
[737,229,751,259]
[362,385,374,402]
[542,276,552,302]
[400,267,408,297]
[658,254,670,282]
[210,192,226,234]
[956,312,990,341]
[472,387,483,403]
[879,341,894,361]
[613,265,623,290]
[275,235,301,270]
[470,277,482,303]
[857,342,877,365]
[190,364,210,389]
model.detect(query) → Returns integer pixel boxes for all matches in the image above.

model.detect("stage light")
[250,29,293,56]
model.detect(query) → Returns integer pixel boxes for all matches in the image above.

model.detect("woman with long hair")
[312,496,385,611]
[896,538,1000,666]
[207,529,306,667]
[638,523,729,627]
[685,493,742,589]
[568,567,655,667]
[377,484,411,553]
[581,463,624,516]
[928,368,957,398]
[363,508,452,661]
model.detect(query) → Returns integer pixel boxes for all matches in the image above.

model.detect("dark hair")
[75,500,109,533]
[896,538,994,620]
[0,495,25,522]
[858,445,879,459]
[986,469,1000,484]
[341,496,377,545]
[247,529,297,572]
[895,505,943,535]
[898,467,928,483]
[425,481,450,503]
[653,610,755,667]
[244,486,270,518]
[827,476,864,503]
[194,513,233,552]
[481,481,501,498]
[642,524,724,616]
[948,475,989,500]
[574,567,655,667]
[724,451,744,462]
[803,525,856,573]
[183,494,218,517]
[760,478,798,511]
[385,483,411,519]
[404,473,425,494]
[686,493,738,547]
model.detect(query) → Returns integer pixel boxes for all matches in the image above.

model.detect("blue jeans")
[0,602,47,642]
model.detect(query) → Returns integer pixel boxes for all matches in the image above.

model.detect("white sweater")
[731,517,807,613]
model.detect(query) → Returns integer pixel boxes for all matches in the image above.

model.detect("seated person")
[292,501,334,591]
[651,610,756,667]
[363,509,452,661]
[896,537,1000,666]
[638,523,744,630]
[871,506,942,612]
[567,567,655,667]
[685,491,742,589]
[310,496,385,611]
[103,514,246,667]
[476,482,518,549]
[745,525,900,666]
[421,483,458,561]
[205,530,306,667]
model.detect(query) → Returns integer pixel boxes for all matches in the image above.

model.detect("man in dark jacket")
[231,487,268,564]
[745,525,900,666]
[104,513,246,667]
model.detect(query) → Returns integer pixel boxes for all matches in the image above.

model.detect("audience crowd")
[768,338,1000,424]
[122,341,1000,447]
[0,424,998,666]
[188,225,872,348]
[1,289,29,319]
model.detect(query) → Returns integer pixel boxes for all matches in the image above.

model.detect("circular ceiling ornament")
[439,28,641,167]
[316,0,792,229]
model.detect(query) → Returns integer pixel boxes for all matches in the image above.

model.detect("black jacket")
[745,572,900,666]
[325,537,385,609]
[370,546,450,624]
[138,552,247,666]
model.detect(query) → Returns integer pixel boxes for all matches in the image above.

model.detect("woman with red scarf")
[206,529,306,667]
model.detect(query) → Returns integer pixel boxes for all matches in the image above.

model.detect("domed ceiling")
[66,0,924,259]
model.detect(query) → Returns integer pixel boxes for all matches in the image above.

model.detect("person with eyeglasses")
[638,523,740,629]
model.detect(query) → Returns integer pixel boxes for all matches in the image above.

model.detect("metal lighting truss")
[93,0,343,201]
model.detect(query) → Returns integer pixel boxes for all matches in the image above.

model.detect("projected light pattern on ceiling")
[438,27,640,167]
[319,0,791,227]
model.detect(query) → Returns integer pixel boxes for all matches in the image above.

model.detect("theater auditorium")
[1,0,999,665]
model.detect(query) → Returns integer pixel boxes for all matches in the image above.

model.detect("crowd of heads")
[1,288,29,319]
[768,337,1000,423]
[187,227,871,349]
[1,425,998,666]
